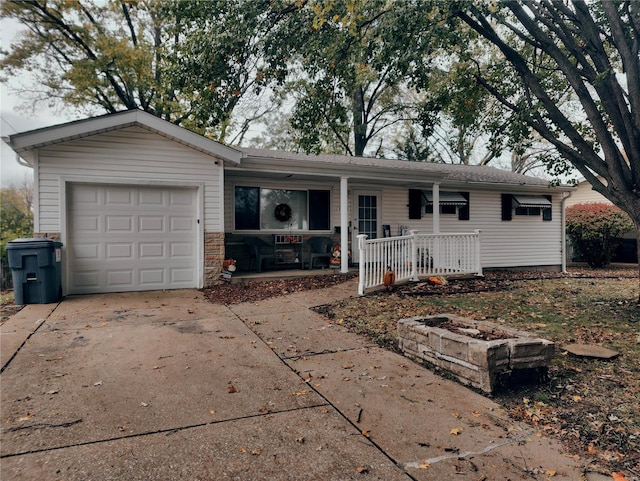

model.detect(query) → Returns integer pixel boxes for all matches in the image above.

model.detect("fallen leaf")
[471,410,480,417]
[418,460,431,469]
[572,395,582,402]
[293,389,309,396]
[220,335,235,339]
[251,448,262,455]
[356,466,368,474]
[17,413,34,422]
[209,409,216,415]
[362,429,371,437]
[545,469,557,476]
[612,473,629,481]
[227,385,237,393]
[296,437,305,444]
[343,376,351,381]
[451,411,461,419]
[342,364,354,369]
[450,427,463,435]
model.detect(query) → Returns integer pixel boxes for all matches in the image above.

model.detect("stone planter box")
[398,314,554,393]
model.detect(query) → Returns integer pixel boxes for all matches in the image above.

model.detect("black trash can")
[7,238,63,305]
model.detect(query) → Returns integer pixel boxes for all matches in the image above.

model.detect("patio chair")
[243,237,275,273]
[305,236,333,270]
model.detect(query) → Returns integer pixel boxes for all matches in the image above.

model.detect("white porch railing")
[357,230,482,295]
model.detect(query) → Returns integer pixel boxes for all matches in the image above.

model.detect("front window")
[235,186,330,231]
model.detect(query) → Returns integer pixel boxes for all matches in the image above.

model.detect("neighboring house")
[4,110,575,295]
[565,178,637,262]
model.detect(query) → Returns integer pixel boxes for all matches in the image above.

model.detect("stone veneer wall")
[34,233,61,241]
[204,231,225,287]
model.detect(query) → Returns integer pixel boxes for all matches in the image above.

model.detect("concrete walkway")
[1,280,589,480]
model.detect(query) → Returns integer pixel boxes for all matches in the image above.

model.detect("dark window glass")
[235,186,259,230]
[309,190,330,230]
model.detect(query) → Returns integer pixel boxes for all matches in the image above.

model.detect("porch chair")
[305,236,333,270]
[243,237,275,273]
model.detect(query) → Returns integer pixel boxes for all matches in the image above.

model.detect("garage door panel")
[170,242,194,258]
[138,189,164,206]
[170,216,195,231]
[71,271,100,289]
[73,243,100,259]
[106,243,134,259]
[171,268,196,283]
[75,216,100,232]
[139,216,164,232]
[139,243,165,259]
[106,269,135,287]
[68,184,198,294]
[170,190,195,206]
[106,187,133,205]
[106,216,134,232]
[140,269,165,285]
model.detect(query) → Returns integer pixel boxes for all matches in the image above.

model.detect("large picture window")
[235,186,330,231]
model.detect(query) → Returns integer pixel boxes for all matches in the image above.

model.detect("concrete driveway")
[1,282,589,480]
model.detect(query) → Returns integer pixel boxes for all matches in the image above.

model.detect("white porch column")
[340,176,349,273]
[432,182,440,234]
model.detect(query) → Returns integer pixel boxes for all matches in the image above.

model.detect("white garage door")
[67,183,199,294]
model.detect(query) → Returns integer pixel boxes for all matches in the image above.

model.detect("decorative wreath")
[274,203,292,222]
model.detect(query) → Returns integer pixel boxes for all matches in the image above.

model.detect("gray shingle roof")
[239,147,557,187]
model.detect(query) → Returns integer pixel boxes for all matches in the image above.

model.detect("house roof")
[3,109,243,165]
[4,110,573,191]
[236,147,574,191]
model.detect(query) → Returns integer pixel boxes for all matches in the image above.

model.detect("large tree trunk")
[352,88,367,157]
[635,221,640,305]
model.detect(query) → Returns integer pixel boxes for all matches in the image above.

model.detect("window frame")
[233,184,332,232]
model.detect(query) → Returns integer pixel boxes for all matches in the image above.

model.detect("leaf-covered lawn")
[314,271,640,476]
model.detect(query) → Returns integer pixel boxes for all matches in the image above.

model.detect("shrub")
[566,203,634,268]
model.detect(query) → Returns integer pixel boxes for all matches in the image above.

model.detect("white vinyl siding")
[565,180,610,206]
[36,126,223,233]
[378,186,563,268]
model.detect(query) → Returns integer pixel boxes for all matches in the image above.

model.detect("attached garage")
[67,183,199,294]
[5,110,242,295]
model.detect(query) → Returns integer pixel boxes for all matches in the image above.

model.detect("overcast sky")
[1,17,80,187]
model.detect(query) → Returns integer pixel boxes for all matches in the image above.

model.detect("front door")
[352,192,380,263]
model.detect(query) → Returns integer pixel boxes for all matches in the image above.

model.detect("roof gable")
[4,110,242,164]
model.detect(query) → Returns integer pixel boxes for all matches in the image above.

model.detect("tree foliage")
[0,0,286,142]
[566,203,634,268]
[1,180,34,289]
[446,0,640,294]
[449,1,639,215]
[263,0,461,157]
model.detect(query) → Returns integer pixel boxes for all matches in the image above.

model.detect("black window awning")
[425,191,468,206]
[512,195,552,208]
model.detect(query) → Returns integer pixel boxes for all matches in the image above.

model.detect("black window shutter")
[542,195,552,221]
[501,194,512,221]
[458,192,470,220]
[409,189,423,219]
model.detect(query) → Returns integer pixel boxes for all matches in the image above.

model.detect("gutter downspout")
[561,191,573,273]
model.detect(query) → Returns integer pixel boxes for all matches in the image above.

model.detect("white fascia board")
[6,110,242,164]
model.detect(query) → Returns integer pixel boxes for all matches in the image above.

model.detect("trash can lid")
[6,238,62,248]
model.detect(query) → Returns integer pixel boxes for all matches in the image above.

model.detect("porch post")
[432,183,440,270]
[340,176,349,273]
[432,182,440,234]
